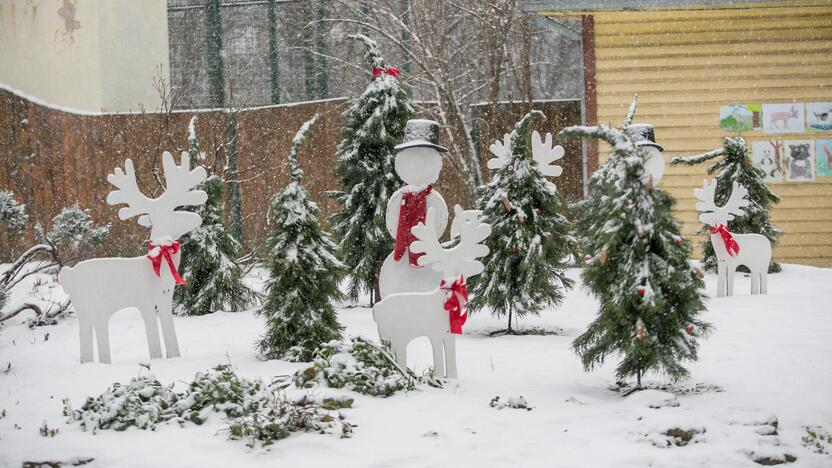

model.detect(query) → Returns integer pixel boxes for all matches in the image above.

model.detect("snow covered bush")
[63,364,351,448]
[294,337,416,397]
[559,95,710,387]
[175,117,256,316]
[0,190,28,232]
[329,34,413,303]
[39,204,110,259]
[257,115,344,362]
[63,372,177,432]
[469,111,575,333]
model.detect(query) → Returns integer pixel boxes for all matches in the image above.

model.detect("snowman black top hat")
[395,119,448,153]
[629,123,663,152]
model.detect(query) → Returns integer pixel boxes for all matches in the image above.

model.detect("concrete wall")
[0,0,169,113]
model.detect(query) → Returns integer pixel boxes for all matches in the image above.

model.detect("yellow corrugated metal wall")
[550,1,832,267]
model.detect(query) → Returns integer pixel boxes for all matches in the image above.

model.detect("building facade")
[528,0,832,267]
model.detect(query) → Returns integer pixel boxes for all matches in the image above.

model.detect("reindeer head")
[106,151,208,242]
[694,179,750,227]
[410,205,491,279]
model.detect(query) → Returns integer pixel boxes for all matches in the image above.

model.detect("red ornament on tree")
[584,254,592,264]
[637,286,645,296]
[511,247,519,254]
[685,325,694,335]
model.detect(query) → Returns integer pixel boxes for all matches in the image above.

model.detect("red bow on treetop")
[372,66,400,78]
[440,276,469,335]
[147,240,187,285]
[710,224,740,257]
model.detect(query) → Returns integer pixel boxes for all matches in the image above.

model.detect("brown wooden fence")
[0,89,583,261]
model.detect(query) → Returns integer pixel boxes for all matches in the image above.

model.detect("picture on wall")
[763,103,806,134]
[751,140,785,183]
[784,140,816,182]
[720,104,759,132]
[816,139,832,177]
[807,102,832,132]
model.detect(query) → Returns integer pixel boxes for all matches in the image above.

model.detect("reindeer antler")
[487,133,512,170]
[531,130,564,177]
[158,151,208,210]
[411,205,491,278]
[694,179,750,225]
[107,159,153,222]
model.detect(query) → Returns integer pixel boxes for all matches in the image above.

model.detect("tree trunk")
[205,0,225,108]
[507,307,513,334]
[372,259,383,304]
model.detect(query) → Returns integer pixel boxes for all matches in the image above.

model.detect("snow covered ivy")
[294,337,417,397]
[63,364,351,448]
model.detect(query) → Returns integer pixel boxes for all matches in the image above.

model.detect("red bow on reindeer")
[440,276,468,335]
[147,240,187,285]
[372,66,400,78]
[710,224,740,257]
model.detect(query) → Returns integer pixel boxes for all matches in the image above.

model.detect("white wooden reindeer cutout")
[487,130,564,178]
[694,179,771,297]
[59,152,207,363]
[372,205,490,379]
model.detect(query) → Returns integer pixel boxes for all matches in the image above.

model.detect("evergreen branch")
[622,93,638,129]
[669,148,724,166]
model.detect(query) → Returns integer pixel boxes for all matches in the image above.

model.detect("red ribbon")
[147,241,187,285]
[710,224,740,257]
[440,276,468,335]
[394,185,432,266]
[372,66,400,78]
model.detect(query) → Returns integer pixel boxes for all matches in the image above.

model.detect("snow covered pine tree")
[329,34,414,304]
[559,95,710,387]
[175,116,256,316]
[469,111,575,334]
[258,115,344,362]
[671,136,781,273]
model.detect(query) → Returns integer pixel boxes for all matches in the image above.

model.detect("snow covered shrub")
[63,372,177,432]
[258,115,344,362]
[469,111,576,333]
[63,365,351,447]
[228,394,352,448]
[175,117,256,316]
[329,34,413,302]
[0,190,28,232]
[802,426,832,455]
[559,95,710,387]
[293,337,416,397]
[42,205,110,252]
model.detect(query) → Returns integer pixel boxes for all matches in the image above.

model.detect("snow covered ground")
[1,265,831,467]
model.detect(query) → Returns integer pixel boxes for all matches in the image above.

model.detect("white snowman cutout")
[628,123,665,184]
[379,120,450,298]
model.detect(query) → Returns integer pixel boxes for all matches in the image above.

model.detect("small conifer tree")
[175,116,256,316]
[469,111,575,333]
[559,96,710,386]
[258,115,344,361]
[670,136,781,273]
[329,34,414,303]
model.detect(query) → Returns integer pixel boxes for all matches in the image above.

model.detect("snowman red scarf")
[394,185,433,266]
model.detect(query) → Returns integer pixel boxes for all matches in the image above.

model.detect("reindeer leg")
[726,264,735,297]
[716,262,726,297]
[393,343,408,370]
[444,335,458,379]
[761,272,768,295]
[94,317,112,364]
[429,337,445,378]
[751,270,760,295]
[157,302,181,359]
[140,306,163,359]
[78,312,94,364]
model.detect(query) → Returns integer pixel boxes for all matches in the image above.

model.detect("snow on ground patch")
[1,266,831,467]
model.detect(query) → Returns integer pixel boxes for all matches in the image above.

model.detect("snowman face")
[641,146,665,184]
[395,147,443,186]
